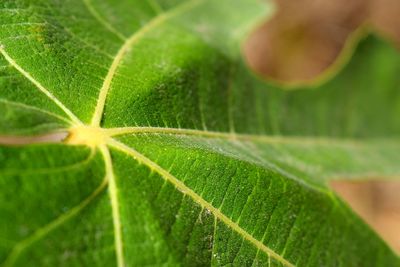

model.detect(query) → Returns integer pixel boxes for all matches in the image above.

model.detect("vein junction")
[0,0,295,265]
[55,122,298,267]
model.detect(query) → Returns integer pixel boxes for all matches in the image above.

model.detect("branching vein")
[1,177,108,267]
[107,138,295,267]
[0,99,73,124]
[82,0,127,41]
[0,47,82,125]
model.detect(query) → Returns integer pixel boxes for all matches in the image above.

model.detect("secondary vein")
[1,177,108,267]
[0,47,82,125]
[90,0,205,127]
[107,138,295,267]
[82,0,127,41]
[0,99,73,124]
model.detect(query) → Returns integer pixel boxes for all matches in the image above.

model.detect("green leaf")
[0,0,399,266]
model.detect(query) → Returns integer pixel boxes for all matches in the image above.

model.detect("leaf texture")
[0,0,399,266]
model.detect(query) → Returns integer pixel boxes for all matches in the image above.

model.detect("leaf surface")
[0,0,399,266]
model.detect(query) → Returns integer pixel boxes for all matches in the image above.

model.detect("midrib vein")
[103,126,363,147]
[90,0,205,127]
[2,177,108,267]
[99,145,124,267]
[107,138,295,267]
[0,47,82,125]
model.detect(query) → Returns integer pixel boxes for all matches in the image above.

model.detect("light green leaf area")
[0,0,399,266]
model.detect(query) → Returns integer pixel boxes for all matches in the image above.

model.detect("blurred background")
[244,0,400,253]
